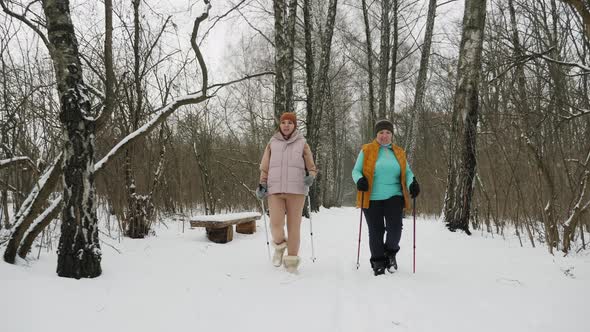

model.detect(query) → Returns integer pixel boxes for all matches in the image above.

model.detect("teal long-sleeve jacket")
[352,144,414,201]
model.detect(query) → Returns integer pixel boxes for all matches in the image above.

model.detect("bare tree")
[406,0,437,163]
[2,0,213,268]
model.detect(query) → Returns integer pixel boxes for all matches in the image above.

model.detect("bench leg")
[236,220,256,234]
[206,226,233,243]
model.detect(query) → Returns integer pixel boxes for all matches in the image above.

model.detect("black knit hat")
[374,119,394,135]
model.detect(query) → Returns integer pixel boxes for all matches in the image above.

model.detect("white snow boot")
[283,255,300,273]
[272,241,288,267]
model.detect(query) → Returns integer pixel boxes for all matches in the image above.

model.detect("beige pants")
[268,193,306,256]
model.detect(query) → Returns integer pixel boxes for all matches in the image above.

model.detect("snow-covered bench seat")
[189,212,261,243]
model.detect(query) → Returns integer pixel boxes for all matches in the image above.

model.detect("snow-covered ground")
[1,207,589,332]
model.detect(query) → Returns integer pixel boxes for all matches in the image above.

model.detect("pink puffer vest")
[267,130,307,195]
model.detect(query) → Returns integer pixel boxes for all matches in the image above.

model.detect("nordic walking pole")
[259,198,271,260]
[413,196,416,274]
[356,192,364,269]
[307,194,316,262]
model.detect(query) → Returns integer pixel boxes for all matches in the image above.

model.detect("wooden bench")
[189,212,261,244]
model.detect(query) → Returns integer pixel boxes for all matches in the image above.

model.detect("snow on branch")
[0,156,36,171]
[559,106,590,121]
[488,46,590,85]
[25,196,62,234]
[17,196,63,259]
[9,157,59,230]
[95,93,209,171]
[561,148,590,253]
[537,54,590,73]
[94,69,274,173]
[488,48,555,83]
[3,154,62,263]
[563,171,590,228]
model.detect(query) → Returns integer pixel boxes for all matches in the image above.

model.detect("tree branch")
[199,0,247,44]
[0,156,36,171]
[191,0,211,96]
[561,0,590,39]
[0,0,51,52]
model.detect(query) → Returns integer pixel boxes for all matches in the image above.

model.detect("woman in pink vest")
[256,112,317,273]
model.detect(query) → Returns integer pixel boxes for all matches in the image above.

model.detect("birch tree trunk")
[273,0,287,119]
[303,0,314,128]
[406,0,437,163]
[361,0,376,129]
[443,0,487,235]
[388,0,399,121]
[306,0,338,212]
[285,0,297,114]
[42,0,102,278]
[378,0,390,119]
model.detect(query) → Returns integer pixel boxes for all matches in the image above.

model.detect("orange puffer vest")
[355,140,411,212]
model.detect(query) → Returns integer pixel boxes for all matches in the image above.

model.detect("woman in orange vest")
[352,119,420,276]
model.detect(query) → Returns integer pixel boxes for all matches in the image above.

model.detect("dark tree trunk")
[104,0,114,118]
[378,0,390,119]
[273,0,287,120]
[562,0,590,39]
[1,190,9,229]
[361,0,376,129]
[285,0,297,114]
[42,0,102,278]
[406,0,437,162]
[303,0,314,128]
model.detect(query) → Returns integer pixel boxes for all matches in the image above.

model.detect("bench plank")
[190,216,259,229]
[188,212,261,243]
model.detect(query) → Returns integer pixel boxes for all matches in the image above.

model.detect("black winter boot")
[385,250,398,273]
[370,258,387,276]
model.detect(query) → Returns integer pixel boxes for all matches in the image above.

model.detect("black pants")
[362,195,404,261]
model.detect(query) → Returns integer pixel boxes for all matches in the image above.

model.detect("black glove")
[304,174,315,187]
[356,177,369,192]
[255,183,267,199]
[409,177,420,198]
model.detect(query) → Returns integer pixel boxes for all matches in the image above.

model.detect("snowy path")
[1,207,588,332]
